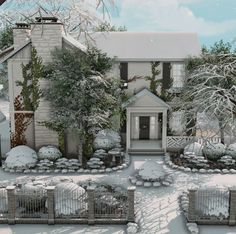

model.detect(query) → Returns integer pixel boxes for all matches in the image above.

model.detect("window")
[172,63,185,88]
[120,62,128,82]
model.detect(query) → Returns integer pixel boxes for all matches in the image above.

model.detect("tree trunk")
[78,138,83,163]
[219,120,225,144]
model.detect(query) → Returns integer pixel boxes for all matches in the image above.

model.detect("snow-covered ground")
[1,99,236,233]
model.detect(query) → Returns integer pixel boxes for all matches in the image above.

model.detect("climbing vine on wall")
[11,47,43,147]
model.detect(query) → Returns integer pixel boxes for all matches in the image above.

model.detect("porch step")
[128,148,165,155]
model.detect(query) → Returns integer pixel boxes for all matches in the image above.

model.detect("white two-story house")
[0,17,201,155]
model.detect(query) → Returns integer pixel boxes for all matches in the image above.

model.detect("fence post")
[127,186,136,222]
[6,186,16,225]
[188,189,197,222]
[46,186,55,225]
[229,188,236,226]
[87,186,95,225]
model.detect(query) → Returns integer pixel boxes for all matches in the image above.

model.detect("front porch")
[123,89,170,154]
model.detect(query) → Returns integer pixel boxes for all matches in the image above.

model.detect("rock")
[207,169,214,173]
[226,143,236,159]
[143,182,152,187]
[127,222,138,233]
[214,169,221,173]
[162,181,170,186]
[5,145,38,170]
[199,169,206,173]
[68,169,75,173]
[38,146,62,161]
[24,169,31,174]
[222,169,229,174]
[230,169,236,174]
[136,181,143,186]
[186,222,199,234]
[184,142,203,156]
[91,169,98,174]
[62,169,68,173]
[183,167,191,172]
[112,167,118,171]
[54,169,61,173]
[192,168,198,173]
[131,178,137,184]
[153,182,161,187]
[203,143,226,160]
[77,169,84,173]
[93,129,121,150]
[106,168,112,173]
[9,169,15,173]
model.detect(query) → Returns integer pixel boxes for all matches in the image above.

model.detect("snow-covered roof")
[82,32,201,61]
[0,41,31,64]
[62,33,87,53]
[0,46,14,62]
[123,88,170,109]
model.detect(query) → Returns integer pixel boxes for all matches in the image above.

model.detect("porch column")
[162,110,167,151]
[126,108,131,151]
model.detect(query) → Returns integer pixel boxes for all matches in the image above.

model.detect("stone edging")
[164,153,236,174]
[1,153,130,174]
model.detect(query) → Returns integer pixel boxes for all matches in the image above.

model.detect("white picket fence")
[166,136,221,149]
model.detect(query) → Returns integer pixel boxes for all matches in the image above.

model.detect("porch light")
[123,82,128,89]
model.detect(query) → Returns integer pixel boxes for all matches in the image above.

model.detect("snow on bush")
[127,222,138,233]
[94,129,121,150]
[5,145,38,169]
[138,160,166,182]
[53,182,86,216]
[202,143,226,160]
[17,181,47,210]
[184,142,203,156]
[38,145,62,161]
[225,143,236,159]
[0,188,8,212]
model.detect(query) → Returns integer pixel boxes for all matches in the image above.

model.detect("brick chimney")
[30,17,63,148]
[13,22,30,49]
[30,16,63,63]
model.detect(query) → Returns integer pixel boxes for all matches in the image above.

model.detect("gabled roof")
[82,32,201,61]
[62,33,87,53]
[0,40,31,63]
[123,88,170,109]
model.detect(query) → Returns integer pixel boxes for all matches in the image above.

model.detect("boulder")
[93,129,121,150]
[226,143,236,159]
[38,146,62,161]
[184,142,203,156]
[5,145,38,170]
[52,182,86,216]
[127,222,138,234]
[203,143,226,160]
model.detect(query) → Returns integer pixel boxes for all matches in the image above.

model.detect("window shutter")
[120,62,128,82]
[162,62,171,90]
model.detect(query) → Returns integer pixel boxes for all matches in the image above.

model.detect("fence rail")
[188,188,236,225]
[166,136,222,149]
[0,185,135,225]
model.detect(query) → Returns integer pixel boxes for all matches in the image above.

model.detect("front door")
[139,116,150,140]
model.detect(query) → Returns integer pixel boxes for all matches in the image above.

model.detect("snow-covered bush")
[37,159,54,170]
[94,129,121,150]
[138,160,167,182]
[5,145,38,169]
[53,182,86,216]
[127,222,138,233]
[218,155,235,166]
[55,158,81,170]
[87,157,104,169]
[225,143,236,159]
[38,145,62,161]
[93,149,108,159]
[202,143,226,160]
[184,142,203,156]
[17,181,47,210]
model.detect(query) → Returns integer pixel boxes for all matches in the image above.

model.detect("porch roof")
[122,88,170,109]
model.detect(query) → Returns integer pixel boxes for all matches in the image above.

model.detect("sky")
[109,0,236,47]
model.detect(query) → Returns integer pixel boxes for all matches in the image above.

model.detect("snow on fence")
[166,136,222,149]
[188,188,236,225]
[0,186,135,225]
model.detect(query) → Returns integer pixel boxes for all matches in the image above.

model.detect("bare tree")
[179,53,236,143]
[0,0,115,37]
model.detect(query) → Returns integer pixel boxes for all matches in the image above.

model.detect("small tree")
[44,47,122,160]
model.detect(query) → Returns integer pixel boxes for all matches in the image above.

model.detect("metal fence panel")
[94,191,128,219]
[0,188,8,219]
[195,189,229,221]
[54,188,88,218]
[15,188,48,219]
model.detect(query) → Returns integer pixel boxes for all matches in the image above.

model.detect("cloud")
[111,0,236,36]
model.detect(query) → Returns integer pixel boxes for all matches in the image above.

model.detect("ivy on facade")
[11,47,43,147]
